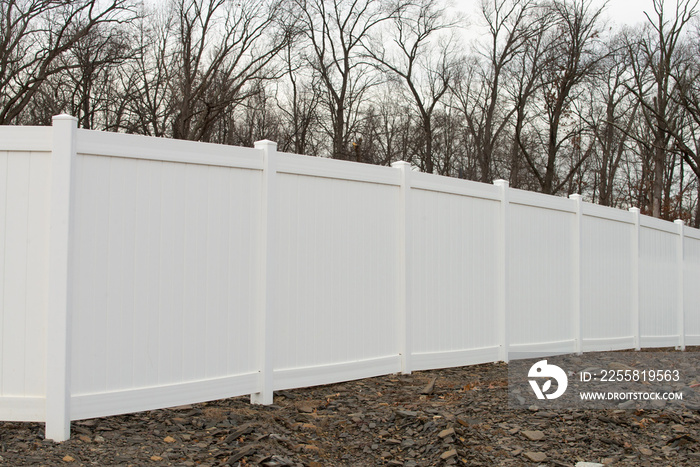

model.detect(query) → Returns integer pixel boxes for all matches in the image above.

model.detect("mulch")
[2,349,700,466]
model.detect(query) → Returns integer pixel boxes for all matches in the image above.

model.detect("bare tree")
[366,0,460,173]
[453,0,538,183]
[294,0,396,160]
[0,0,136,124]
[275,40,321,155]
[515,0,606,195]
[626,0,697,218]
[167,0,292,142]
[580,35,638,206]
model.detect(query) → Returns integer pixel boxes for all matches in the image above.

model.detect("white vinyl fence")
[2,115,699,441]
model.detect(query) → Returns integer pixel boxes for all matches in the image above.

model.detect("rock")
[62,456,75,463]
[638,447,653,456]
[297,403,315,414]
[438,428,455,439]
[523,452,546,462]
[440,449,458,460]
[575,463,604,467]
[150,455,164,461]
[528,405,540,412]
[671,424,687,432]
[396,409,419,418]
[521,430,545,441]
[227,446,256,464]
[419,377,437,395]
[163,436,176,443]
[618,400,636,409]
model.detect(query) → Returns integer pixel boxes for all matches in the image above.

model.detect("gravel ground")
[2,350,700,466]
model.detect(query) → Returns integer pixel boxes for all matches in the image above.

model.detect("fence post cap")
[254,140,277,149]
[52,114,77,122]
[629,207,640,213]
[569,194,582,201]
[674,219,684,225]
[493,179,509,188]
[391,161,411,169]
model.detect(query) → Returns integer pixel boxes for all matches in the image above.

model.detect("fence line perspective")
[1,115,699,441]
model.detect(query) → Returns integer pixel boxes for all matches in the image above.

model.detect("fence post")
[494,180,509,363]
[570,194,583,355]
[392,161,411,374]
[675,219,685,351]
[46,115,77,441]
[630,207,641,350]
[251,140,277,405]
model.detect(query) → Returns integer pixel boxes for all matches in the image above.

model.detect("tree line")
[3,0,700,226]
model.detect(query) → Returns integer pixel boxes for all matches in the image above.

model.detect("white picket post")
[392,161,411,374]
[630,208,641,350]
[46,115,77,441]
[570,194,583,355]
[675,219,685,350]
[251,140,277,405]
[494,180,510,362]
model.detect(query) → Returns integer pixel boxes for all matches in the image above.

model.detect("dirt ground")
[2,350,699,466]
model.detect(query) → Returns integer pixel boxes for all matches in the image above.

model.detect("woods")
[3,0,700,226]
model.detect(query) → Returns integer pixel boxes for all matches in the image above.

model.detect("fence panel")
[685,233,700,344]
[272,166,401,390]
[68,137,263,420]
[408,176,501,370]
[580,206,636,351]
[0,132,52,422]
[507,192,576,354]
[639,217,680,347]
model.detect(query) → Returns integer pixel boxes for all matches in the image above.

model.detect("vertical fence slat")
[630,207,641,350]
[675,219,685,350]
[46,115,77,441]
[392,161,411,374]
[494,180,509,362]
[570,194,583,354]
[251,140,276,405]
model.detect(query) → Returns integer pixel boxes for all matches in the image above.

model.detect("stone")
[638,447,653,456]
[62,456,75,463]
[150,455,164,461]
[163,436,176,443]
[440,449,458,460]
[521,430,545,441]
[575,463,604,467]
[618,400,636,409]
[438,428,455,439]
[523,452,546,462]
[419,377,437,395]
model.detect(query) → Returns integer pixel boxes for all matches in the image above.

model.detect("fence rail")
[1,115,699,441]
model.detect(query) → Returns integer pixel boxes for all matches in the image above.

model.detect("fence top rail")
[409,171,501,201]
[581,202,636,225]
[75,129,264,170]
[509,187,576,213]
[687,228,700,240]
[276,151,401,186]
[0,126,52,152]
[639,213,682,234]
